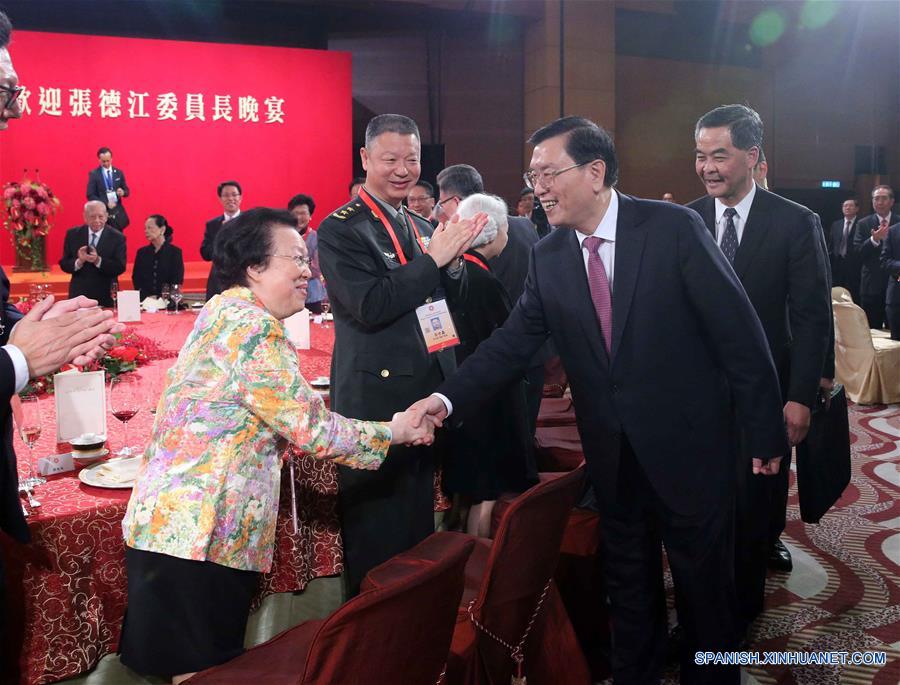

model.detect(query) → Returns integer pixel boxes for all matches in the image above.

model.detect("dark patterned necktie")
[721,207,738,264]
[839,220,850,257]
[583,236,612,356]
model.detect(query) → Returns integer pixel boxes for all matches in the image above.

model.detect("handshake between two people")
[386,395,451,447]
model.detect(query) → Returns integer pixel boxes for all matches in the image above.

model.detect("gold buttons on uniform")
[380,369,390,378]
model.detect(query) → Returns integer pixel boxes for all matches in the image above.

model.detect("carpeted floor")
[742,402,900,684]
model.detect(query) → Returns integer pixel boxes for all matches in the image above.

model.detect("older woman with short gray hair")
[445,193,537,537]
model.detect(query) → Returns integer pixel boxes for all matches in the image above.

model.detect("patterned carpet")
[742,402,900,684]
[629,403,900,685]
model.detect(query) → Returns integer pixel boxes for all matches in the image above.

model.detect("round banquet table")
[0,310,340,685]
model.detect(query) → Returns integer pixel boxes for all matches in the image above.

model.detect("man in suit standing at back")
[411,116,788,683]
[86,146,130,231]
[687,104,831,636]
[881,220,900,340]
[59,201,127,307]
[853,185,898,329]
[200,180,242,301]
[829,198,861,301]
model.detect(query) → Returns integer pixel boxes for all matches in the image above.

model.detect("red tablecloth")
[0,311,340,685]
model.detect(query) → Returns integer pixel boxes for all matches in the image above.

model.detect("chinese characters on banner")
[19,87,286,124]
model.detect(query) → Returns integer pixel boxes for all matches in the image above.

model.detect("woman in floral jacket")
[120,207,432,683]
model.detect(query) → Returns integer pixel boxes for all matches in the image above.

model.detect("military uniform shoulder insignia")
[406,208,430,222]
[331,201,363,221]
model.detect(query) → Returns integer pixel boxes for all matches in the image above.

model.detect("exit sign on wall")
[820,180,842,189]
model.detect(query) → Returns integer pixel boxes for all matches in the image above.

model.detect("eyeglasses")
[270,254,312,269]
[523,161,591,190]
[434,195,461,216]
[0,85,24,111]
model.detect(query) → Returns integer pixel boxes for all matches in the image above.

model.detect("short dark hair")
[528,116,619,187]
[213,207,296,289]
[413,180,434,197]
[436,164,484,198]
[287,193,316,215]
[349,177,365,194]
[218,180,242,197]
[756,147,766,165]
[872,184,895,200]
[97,146,112,158]
[695,104,763,152]
[0,11,11,49]
[520,187,534,198]
[147,213,173,240]
[365,114,420,148]
[844,197,860,207]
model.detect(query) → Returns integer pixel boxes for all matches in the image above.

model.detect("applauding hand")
[388,409,436,446]
[426,212,488,267]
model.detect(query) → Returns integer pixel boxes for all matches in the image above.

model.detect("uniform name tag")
[416,298,460,353]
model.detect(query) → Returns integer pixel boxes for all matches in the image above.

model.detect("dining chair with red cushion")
[186,532,475,685]
[364,465,591,685]
[534,424,585,472]
[536,396,576,428]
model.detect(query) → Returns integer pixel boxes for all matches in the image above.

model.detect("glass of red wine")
[110,282,118,308]
[16,395,45,488]
[109,375,142,457]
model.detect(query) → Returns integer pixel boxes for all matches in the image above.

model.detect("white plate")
[78,456,142,489]
[191,302,204,309]
[72,448,109,464]
[310,376,330,388]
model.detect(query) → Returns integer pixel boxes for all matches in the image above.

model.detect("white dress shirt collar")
[576,189,619,247]
[714,182,757,244]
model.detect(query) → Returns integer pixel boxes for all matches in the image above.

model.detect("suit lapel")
[562,229,609,370]
[732,189,771,279]
[610,193,646,360]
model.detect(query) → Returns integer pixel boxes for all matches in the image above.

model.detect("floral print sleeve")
[236,318,391,470]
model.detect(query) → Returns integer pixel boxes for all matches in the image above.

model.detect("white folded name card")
[38,452,75,476]
[117,289,141,322]
[283,309,310,349]
[54,370,107,442]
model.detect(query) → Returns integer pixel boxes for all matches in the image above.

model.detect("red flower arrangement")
[3,174,61,271]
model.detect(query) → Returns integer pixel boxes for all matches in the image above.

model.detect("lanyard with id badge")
[358,188,460,353]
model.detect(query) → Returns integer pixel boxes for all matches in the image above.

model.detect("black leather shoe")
[768,539,793,572]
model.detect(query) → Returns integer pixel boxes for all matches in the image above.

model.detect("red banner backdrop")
[0,31,351,265]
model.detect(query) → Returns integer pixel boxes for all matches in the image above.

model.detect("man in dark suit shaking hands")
[410,116,788,683]
[687,105,831,634]
[59,201,127,307]
[86,146,130,231]
[200,180,242,301]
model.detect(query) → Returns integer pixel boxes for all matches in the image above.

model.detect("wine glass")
[16,395,45,488]
[110,282,118,308]
[320,299,331,328]
[170,283,183,314]
[160,283,171,313]
[109,376,142,457]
